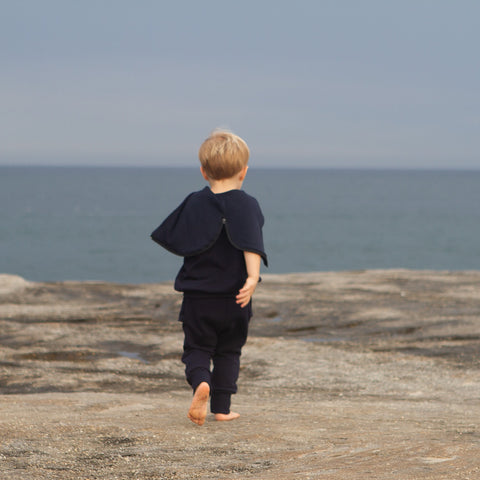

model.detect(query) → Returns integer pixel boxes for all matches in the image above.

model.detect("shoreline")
[1,270,479,479]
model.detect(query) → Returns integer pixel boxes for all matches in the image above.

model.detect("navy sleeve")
[223,193,267,266]
[151,189,224,257]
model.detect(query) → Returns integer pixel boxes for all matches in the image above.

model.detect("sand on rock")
[1,270,479,479]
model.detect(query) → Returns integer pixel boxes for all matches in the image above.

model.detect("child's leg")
[211,356,241,421]
[180,297,217,391]
[180,297,219,425]
[210,300,251,420]
[182,348,211,390]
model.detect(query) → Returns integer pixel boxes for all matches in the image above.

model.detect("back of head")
[198,129,250,180]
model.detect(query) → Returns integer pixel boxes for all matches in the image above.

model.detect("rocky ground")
[0,270,479,479]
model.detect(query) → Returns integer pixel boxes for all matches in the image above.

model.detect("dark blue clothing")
[151,187,267,273]
[180,295,251,414]
[174,226,246,294]
[151,187,266,414]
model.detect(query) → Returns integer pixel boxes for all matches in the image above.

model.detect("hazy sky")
[1,0,479,168]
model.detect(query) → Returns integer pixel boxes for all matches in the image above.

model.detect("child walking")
[151,129,267,425]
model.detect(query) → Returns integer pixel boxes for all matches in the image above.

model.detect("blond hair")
[198,129,250,180]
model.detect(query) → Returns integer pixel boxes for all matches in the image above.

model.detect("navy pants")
[179,295,251,414]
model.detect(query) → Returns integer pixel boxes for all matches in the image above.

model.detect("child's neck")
[208,177,243,194]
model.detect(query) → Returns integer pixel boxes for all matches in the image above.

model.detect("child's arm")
[236,251,261,308]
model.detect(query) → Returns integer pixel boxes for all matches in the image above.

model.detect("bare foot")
[188,382,210,426]
[214,412,240,422]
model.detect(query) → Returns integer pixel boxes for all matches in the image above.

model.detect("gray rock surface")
[1,270,479,479]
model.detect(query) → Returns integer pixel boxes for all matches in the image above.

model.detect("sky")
[1,0,479,169]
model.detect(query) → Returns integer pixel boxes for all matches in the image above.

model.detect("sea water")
[1,167,480,283]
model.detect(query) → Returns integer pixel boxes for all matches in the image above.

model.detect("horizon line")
[1,164,479,172]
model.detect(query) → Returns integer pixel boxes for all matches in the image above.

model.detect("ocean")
[1,167,480,284]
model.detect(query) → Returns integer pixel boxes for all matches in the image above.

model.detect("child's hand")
[236,276,258,308]
[237,251,261,308]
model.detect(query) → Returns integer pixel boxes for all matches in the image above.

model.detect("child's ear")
[238,166,248,181]
[200,166,209,181]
